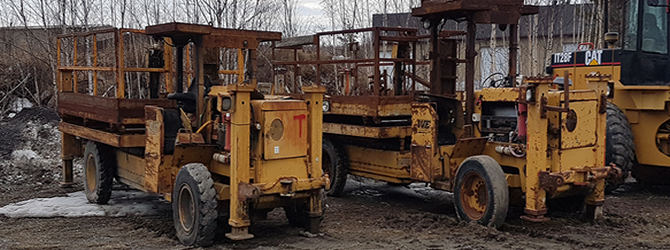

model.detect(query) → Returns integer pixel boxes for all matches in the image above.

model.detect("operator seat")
[643,13,665,51]
[417,94,463,145]
[163,76,213,154]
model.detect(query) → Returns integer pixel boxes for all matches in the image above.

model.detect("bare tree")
[280,0,301,37]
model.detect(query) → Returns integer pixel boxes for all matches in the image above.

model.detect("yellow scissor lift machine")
[57,23,328,247]
[295,0,615,226]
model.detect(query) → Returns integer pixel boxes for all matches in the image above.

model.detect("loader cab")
[620,0,670,86]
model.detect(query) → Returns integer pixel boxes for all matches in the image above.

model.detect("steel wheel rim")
[178,183,196,233]
[85,154,96,192]
[460,171,488,220]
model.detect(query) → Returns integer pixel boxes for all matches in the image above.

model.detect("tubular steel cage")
[56,28,177,128]
[55,28,257,129]
[57,28,174,97]
[272,27,425,96]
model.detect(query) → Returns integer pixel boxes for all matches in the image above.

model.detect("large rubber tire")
[454,155,509,228]
[83,141,115,204]
[605,102,636,192]
[322,138,348,196]
[284,190,325,233]
[173,163,218,247]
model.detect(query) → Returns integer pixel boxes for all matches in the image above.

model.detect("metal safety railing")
[56,28,173,98]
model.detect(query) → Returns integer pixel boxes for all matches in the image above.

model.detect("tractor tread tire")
[83,141,115,204]
[173,163,218,247]
[322,138,349,197]
[606,102,635,192]
[454,155,509,228]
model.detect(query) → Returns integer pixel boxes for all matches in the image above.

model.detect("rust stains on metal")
[538,171,568,192]
[323,123,412,139]
[57,92,176,126]
[144,106,163,193]
[410,146,433,182]
[59,122,146,148]
[238,181,260,201]
[176,133,206,145]
[449,138,488,159]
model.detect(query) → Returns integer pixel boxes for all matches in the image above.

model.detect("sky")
[299,0,323,16]
[296,0,329,31]
[292,0,592,32]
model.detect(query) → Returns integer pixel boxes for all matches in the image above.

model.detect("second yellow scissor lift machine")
[274,0,616,226]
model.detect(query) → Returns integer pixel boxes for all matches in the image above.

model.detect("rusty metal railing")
[272,27,423,96]
[56,28,173,98]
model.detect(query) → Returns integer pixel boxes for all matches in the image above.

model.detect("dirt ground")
[2,108,670,250]
[2,179,670,250]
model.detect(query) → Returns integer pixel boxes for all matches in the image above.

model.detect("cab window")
[641,0,668,53]
[625,0,639,50]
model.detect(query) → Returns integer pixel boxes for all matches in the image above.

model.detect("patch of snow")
[0,192,104,218]
[11,149,39,160]
[0,190,171,218]
[10,98,32,113]
[7,113,16,118]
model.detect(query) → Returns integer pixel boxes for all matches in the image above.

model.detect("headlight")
[472,113,481,122]
[322,100,331,112]
[525,88,534,102]
[221,97,232,111]
[268,119,284,141]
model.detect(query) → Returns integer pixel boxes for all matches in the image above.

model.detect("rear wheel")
[322,138,348,196]
[83,141,115,204]
[173,163,218,247]
[606,102,635,192]
[454,155,508,228]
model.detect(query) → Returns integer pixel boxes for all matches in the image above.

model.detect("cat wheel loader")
[549,0,670,190]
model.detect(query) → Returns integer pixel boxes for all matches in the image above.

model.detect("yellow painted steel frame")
[226,83,254,236]
[346,146,413,183]
[552,65,670,167]
[59,132,78,186]
[474,79,608,218]
[207,83,327,239]
[343,102,488,188]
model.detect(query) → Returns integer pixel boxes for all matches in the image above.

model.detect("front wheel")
[83,141,115,204]
[173,163,218,247]
[454,155,509,228]
[605,102,635,192]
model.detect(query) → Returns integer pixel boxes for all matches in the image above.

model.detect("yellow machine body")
[330,77,609,220]
[57,23,327,243]
[551,64,670,168]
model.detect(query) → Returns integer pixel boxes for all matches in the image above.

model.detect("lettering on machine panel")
[553,52,573,64]
[585,50,603,66]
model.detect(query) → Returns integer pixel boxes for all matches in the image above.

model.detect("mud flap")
[410,145,434,182]
[411,103,438,182]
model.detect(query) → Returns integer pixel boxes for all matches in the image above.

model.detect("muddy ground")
[2,108,670,250]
